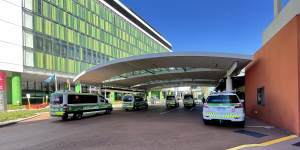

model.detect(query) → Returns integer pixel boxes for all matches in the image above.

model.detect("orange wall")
[246,15,300,135]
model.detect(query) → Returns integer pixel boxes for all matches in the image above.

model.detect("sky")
[121,0,289,55]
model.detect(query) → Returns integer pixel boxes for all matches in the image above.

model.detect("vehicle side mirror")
[240,99,245,103]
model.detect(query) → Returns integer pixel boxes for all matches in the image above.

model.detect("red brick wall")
[245,15,300,135]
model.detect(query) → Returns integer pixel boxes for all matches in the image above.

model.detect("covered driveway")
[74,52,252,90]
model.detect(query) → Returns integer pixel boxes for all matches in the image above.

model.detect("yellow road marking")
[227,135,298,150]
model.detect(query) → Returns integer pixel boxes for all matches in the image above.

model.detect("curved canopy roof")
[74,52,252,89]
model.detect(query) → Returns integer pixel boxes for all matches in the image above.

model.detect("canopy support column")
[226,76,233,92]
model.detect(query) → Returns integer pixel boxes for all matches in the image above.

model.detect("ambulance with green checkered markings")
[202,91,245,127]
[50,91,113,120]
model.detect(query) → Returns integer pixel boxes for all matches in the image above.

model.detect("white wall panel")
[0,0,23,72]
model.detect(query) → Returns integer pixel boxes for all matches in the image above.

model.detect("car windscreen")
[134,97,144,102]
[50,94,63,105]
[184,95,193,99]
[166,96,175,100]
[68,95,98,104]
[123,95,133,102]
[206,95,239,103]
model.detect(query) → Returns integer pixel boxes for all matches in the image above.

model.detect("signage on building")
[0,72,7,112]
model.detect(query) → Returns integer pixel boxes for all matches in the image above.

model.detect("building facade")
[246,0,300,135]
[0,0,172,108]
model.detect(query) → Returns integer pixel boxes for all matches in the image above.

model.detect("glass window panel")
[82,48,87,63]
[24,32,33,48]
[52,39,60,56]
[44,38,52,53]
[92,51,97,64]
[34,35,43,51]
[24,13,33,29]
[74,46,81,60]
[24,0,33,10]
[24,50,34,67]
[60,42,67,57]
[87,49,91,64]
[67,44,74,59]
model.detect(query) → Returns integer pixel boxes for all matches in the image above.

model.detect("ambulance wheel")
[132,106,137,111]
[105,109,111,114]
[203,119,210,125]
[237,121,245,128]
[73,112,83,120]
[62,113,68,121]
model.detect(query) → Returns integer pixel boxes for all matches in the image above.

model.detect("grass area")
[7,105,25,110]
[0,108,49,122]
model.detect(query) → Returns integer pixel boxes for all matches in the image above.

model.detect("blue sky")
[121,0,289,55]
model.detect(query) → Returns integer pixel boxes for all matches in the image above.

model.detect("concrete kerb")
[0,114,41,127]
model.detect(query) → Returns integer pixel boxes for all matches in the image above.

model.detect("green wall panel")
[11,73,22,105]
[25,0,170,75]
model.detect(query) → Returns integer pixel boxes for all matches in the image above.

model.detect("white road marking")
[160,108,179,115]
[246,125,274,129]
[190,107,196,111]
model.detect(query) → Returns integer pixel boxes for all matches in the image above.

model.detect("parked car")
[122,94,148,111]
[202,91,245,127]
[165,95,179,109]
[183,94,196,108]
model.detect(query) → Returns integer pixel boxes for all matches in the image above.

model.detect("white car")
[202,92,245,127]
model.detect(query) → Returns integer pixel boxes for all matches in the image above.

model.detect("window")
[134,96,144,102]
[24,13,33,29]
[34,35,43,51]
[206,95,239,104]
[74,46,81,60]
[97,53,102,64]
[60,42,67,57]
[99,96,107,103]
[92,51,97,64]
[52,39,60,56]
[166,96,175,100]
[44,38,52,53]
[50,94,63,105]
[67,44,74,59]
[24,0,33,11]
[68,95,98,104]
[257,87,265,106]
[184,95,193,100]
[123,95,133,102]
[24,50,34,67]
[24,32,33,48]
[37,0,42,15]
[82,49,87,62]
[87,49,92,64]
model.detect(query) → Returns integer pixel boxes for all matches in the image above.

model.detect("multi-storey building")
[0,0,171,108]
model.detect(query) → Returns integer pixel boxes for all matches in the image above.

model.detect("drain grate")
[234,130,267,138]
[292,142,300,147]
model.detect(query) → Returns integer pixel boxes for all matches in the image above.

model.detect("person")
[202,97,206,104]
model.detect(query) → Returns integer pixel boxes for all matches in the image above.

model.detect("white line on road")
[246,125,274,129]
[160,108,180,115]
[190,107,196,112]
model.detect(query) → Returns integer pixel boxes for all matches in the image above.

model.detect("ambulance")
[202,91,245,127]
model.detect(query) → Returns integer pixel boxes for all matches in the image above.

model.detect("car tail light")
[204,103,209,108]
[63,104,68,112]
[235,103,243,108]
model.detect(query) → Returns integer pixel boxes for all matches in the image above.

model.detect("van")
[122,94,148,111]
[50,91,113,120]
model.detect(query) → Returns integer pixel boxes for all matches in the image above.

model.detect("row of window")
[31,0,168,54]
[23,8,164,60]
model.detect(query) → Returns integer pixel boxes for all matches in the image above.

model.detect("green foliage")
[7,105,25,110]
[0,108,49,122]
